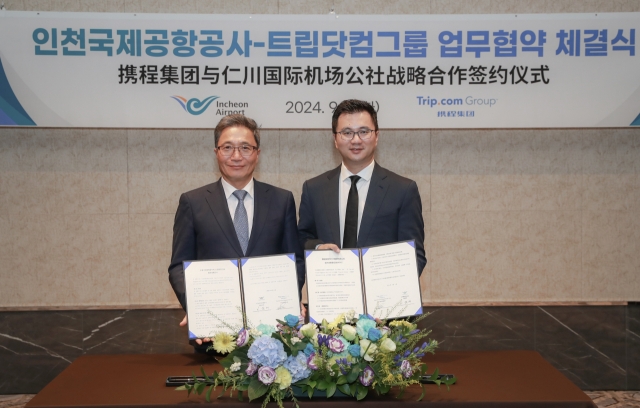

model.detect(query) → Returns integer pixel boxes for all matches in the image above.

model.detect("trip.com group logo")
[171,95,219,115]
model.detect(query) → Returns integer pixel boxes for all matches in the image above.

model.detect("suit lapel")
[323,166,342,247]
[245,180,271,256]
[358,163,389,247]
[205,180,244,256]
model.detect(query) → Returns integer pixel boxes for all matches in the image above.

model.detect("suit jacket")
[298,163,426,275]
[168,179,305,310]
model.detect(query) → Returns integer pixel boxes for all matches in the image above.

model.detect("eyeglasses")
[336,128,376,141]
[216,144,258,157]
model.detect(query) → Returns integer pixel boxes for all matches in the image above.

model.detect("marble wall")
[1,0,640,308]
[1,305,638,393]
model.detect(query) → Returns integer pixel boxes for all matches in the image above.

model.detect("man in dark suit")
[298,99,426,275]
[168,114,304,349]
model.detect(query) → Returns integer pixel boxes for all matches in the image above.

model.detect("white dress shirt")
[338,161,375,248]
[220,177,255,236]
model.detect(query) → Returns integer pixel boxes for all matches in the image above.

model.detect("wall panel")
[1,0,639,307]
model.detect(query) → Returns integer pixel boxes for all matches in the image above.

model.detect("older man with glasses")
[168,114,304,353]
[298,99,426,276]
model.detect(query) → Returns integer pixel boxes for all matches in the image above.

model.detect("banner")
[0,10,639,128]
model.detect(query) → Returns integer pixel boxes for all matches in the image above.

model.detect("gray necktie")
[232,190,249,255]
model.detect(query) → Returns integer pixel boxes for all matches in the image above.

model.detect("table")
[26,351,596,407]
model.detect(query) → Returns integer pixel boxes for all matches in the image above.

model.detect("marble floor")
[0,395,33,408]
[1,392,640,408]
[586,391,640,407]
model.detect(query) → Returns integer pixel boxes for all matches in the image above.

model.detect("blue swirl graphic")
[0,58,36,126]
[187,96,219,115]
[170,95,219,115]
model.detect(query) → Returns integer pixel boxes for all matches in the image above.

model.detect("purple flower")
[246,361,258,376]
[307,353,318,370]
[237,328,249,347]
[317,334,330,347]
[359,366,374,386]
[400,360,413,378]
[257,366,276,385]
[328,337,345,353]
[336,358,351,375]
[409,329,420,335]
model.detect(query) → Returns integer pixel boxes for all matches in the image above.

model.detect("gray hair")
[214,114,260,148]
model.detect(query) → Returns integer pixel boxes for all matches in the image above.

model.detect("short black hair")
[214,114,260,148]
[331,99,378,134]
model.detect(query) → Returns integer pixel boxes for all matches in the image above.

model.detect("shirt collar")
[221,177,254,199]
[340,160,375,183]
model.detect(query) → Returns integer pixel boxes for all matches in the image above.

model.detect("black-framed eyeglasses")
[336,128,376,141]
[216,144,258,157]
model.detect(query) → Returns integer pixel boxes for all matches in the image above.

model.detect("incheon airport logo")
[170,95,219,115]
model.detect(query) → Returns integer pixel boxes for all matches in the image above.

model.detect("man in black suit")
[298,99,426,275]
[168,114,304,349]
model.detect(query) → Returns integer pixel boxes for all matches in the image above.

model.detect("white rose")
[379,338,396,353]
[359,339,378,361]
[300,323,318,339]
[342,325,357,341]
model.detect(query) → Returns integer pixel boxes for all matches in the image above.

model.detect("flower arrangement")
[178,311,455,407]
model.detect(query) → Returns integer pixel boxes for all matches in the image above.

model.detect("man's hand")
[317,243,340,253]
[180,314,211,345]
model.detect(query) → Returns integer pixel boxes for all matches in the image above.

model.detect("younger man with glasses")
[168,114,304,351]
[298,99,426,274]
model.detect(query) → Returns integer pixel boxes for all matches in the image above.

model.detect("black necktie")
[343,175,361,248]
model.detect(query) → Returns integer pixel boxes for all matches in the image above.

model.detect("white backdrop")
[0,10,639,128]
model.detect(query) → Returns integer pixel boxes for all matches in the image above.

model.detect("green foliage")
[356,384,368,400]
[248,377,268,401]
[205,384,214,402]
[337,383,351,395]
[325,382,336,398]
[219,348,248,368]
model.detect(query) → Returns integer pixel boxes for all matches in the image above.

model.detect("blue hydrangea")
[356,318,377,339]
[247,336,287,368]
[303,343,315,357]
[283,352,312,383]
